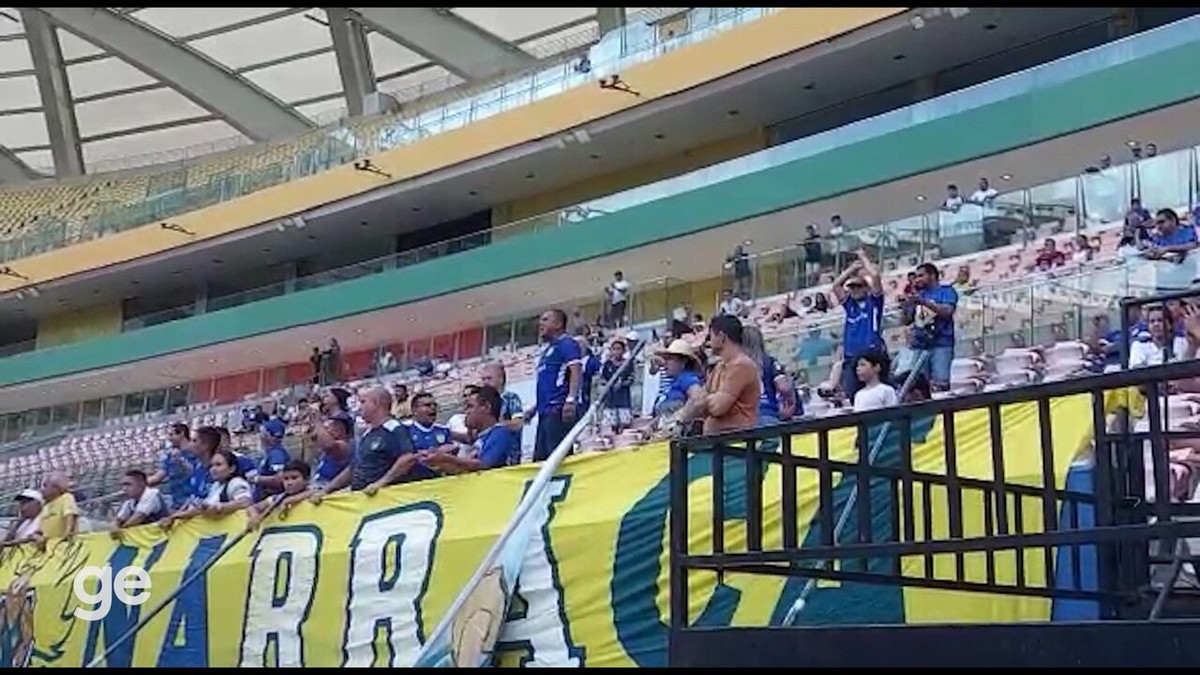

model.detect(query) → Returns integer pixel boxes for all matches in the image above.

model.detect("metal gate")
[668,358,1200,667]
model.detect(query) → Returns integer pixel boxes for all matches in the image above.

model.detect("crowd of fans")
[6,158,1200,541]
[0,306,654,541]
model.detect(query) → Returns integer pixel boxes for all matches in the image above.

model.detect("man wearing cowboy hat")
[652,338,707,436]
[831,249,885,399]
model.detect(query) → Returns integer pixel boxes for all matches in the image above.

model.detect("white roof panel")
[0,8,24,38]
[82,119,241,168]
[0,37,32,74]
[243,51,342,105]
[189,13,329,70]
[366,32,427,74]
[0,75,41,110]
[134,7,291,40]
[0,111,47,148]
[56,31,105,61]
[67,57,157,98]
[75,88,209,138]
[451,7,596,41]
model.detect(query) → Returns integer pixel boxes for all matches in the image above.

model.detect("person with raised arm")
[831,249,885,399]
[309,385,419,504]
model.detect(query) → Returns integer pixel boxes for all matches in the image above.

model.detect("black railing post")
[746,438,763,553]
[781,431,797,550]
[668,438,689,636]
[1091,387,1120,618]
[1119,295,1133,371]
[711,441,725,560]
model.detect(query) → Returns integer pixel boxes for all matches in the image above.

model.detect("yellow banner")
[0,396,1097,668]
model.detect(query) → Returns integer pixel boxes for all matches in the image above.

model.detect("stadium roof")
[0,6,660,179]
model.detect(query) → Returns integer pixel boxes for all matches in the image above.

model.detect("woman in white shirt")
[159,449,253,529]
[1072,234,1095,265]
[1128,306,1177,368]
[853,350,900,412]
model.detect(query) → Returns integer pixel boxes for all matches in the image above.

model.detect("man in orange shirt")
[689,315,761,435]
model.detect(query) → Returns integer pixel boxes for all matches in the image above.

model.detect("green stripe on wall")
[2,40,1199,388]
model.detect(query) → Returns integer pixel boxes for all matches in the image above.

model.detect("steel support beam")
[36,7,312,141]
[350,7,535,82]
[0,147,41,183]
[21,9,84,177]
[597,7,627,35]
[324,7,376,117]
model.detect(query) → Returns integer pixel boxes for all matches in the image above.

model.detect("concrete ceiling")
[2,93,1197,413]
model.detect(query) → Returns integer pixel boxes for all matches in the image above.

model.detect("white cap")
[15,489,43,504]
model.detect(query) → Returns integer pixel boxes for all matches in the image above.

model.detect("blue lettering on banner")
[81,542,167,668]
[156,535,226,668]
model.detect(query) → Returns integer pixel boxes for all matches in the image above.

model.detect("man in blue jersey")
[243,419,289,502]
[480,362,525,455]
[403,392,457,481]
[181,425,249,504]
[422,386,519,474]
[600,337,636,432]
[574,336,602,411]
[146,422,201,513]
[312,416,354,490]
[831,250,885,398]
[310,385,420,502]
[529,309,582,462]
[902,262,959,391]
[1144,209,1197,260]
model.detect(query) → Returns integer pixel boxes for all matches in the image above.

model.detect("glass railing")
[722,139,1197,305]
[768,258,1160,386]
[0,7,778,264]
[0,274,683,447]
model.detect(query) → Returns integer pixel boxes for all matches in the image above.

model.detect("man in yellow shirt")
[38,473,79,540]
[391,383,411,420]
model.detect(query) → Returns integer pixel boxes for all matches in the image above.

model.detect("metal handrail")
[413,337,648,666]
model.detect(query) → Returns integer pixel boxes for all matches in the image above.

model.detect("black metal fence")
[668,358,1200,667]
